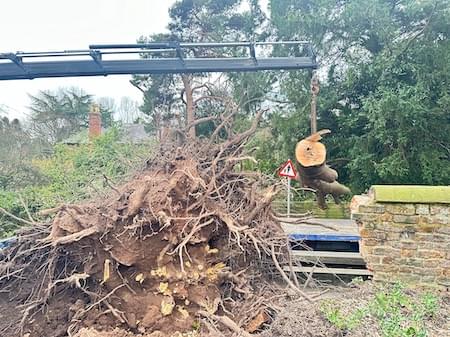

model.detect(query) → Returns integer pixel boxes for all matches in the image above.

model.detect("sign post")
[278,159,297,218]
[287,177,291,216]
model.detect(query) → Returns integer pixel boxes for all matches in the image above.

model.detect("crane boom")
[0,41,317,81]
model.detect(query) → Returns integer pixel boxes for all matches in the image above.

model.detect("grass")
[320,283,440,337]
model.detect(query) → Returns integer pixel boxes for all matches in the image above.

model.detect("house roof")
[120,124,153,144]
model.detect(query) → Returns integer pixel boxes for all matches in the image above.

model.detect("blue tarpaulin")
[0,237,16,250]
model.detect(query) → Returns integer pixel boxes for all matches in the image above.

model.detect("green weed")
[320,283,440,337]
[320,300,368,331]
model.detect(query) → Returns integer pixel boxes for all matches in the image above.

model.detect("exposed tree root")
[198,310,252,337]
[0,207,37,226]
[0,111,313,337]
[270,245,313,303]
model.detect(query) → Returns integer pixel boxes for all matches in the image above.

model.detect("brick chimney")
[88,104,101,140]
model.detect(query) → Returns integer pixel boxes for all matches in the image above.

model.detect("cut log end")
[295,139,326,167]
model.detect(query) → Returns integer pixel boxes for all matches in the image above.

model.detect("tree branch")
[0,207,35,226]
[185,115,218,132]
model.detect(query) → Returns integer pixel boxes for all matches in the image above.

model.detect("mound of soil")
[0,118,295,337]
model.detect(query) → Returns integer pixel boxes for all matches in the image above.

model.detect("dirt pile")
[0,115,296,337]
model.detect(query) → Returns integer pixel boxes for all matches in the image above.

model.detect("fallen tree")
[0,110,311,337]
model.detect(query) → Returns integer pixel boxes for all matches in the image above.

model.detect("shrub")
[0,128,154,238]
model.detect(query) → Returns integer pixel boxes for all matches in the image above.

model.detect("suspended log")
[295,138,326,167]
[295,130,350,209]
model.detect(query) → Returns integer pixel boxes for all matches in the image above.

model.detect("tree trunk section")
[182,75,195,138]
[310,73,319,134]
[295,138,326,167]
[295,130,351,209]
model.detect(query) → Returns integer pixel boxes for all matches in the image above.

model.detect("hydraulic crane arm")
[0,41,317,81]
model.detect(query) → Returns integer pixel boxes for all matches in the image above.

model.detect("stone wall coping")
[370,185,450,204]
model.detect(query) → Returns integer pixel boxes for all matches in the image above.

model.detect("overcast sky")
[0,0,176,119]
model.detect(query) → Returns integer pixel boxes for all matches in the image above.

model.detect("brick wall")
[351,186,450,287]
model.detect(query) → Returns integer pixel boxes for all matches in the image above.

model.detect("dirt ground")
[262,283,450,337]
[2,281,448,337]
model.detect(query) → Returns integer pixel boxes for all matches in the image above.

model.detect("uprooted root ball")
[0,120,291,337]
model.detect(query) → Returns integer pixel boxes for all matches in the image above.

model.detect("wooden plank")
[281,219,359,234]
[288,233,360,242]
[284,266,373,276]
[281,218,360,241]
[371,185,450,204]
[290,250,365,265]
[291,251,363,258]
[280,218,356,228]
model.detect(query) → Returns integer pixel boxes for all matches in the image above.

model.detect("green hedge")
[0,128,154,238]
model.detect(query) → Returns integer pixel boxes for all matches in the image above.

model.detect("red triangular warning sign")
[278,159,297,178]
